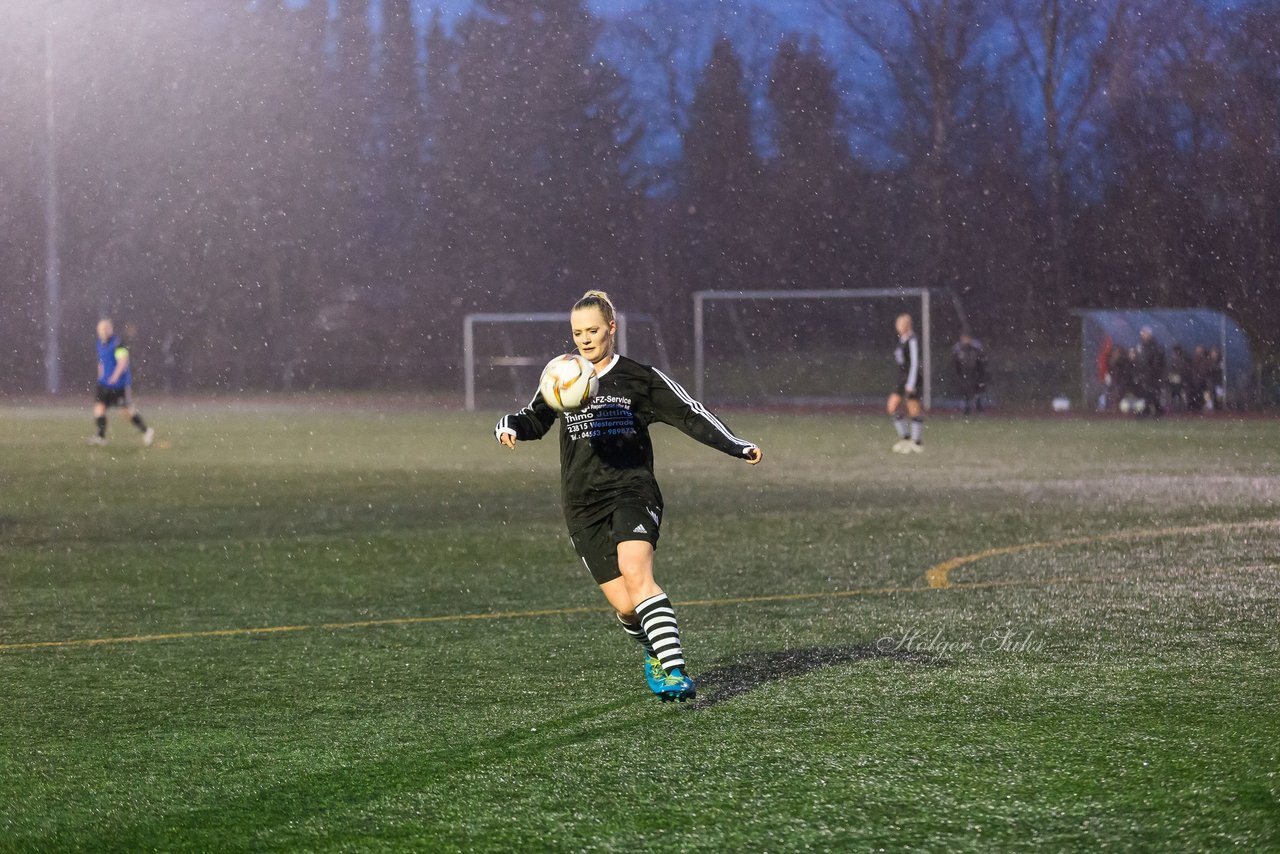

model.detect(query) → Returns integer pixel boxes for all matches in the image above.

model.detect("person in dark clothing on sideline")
[1138,327,1166,417]
[1167,343,1189,411]
[1106,345,1126,411]
[1112,347,1137,412]
[1207,348,1225,410]
[952,333,987,415]
[1189,345,1209,412]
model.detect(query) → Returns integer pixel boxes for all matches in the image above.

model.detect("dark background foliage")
[1,0,1275,392]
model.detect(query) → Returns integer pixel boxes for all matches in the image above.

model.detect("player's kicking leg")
[124,401,155,447]
[583,521,678,699]
[599,540,696,702]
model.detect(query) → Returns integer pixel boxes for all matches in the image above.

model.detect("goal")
[463,312,670,410]
[692,288,969,409]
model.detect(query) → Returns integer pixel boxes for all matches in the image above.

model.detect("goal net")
[463,312,670,410]
[693,289,970,409]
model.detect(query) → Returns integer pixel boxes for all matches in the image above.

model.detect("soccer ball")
[539,354,598,412]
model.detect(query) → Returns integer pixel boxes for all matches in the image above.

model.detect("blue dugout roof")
[1075,309,1253,405]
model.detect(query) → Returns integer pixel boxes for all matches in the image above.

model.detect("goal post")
[693,288,961,409]
[463,312,669,410]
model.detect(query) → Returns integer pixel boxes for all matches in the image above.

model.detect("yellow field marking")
[4,525,1276,653]
[0,606,601,653]
[925,519,1280,589]
[0,576,1078,654]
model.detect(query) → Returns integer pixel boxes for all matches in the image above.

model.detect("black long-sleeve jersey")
[495,354,756,534]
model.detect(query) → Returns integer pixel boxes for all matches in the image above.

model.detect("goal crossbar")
[692,288,933,408]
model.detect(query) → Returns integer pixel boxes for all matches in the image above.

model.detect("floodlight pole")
[43,14,62,394]
[463,314,476,412]
[1220,313,1228,409]
[693,292,706,401]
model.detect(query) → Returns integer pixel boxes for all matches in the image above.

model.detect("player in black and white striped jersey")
[495,291,763,702]
[888,313,924,453]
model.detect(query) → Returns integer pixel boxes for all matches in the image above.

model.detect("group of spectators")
[1100,327,1225,415]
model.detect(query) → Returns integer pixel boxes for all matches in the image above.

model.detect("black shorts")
[894,382,921,401]
[570,503,662,585]
[95,385,131,408]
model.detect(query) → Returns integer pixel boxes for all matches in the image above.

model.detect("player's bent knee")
[618,559,654,587]
[616,550,658,599]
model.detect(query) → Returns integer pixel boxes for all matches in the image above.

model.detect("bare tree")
[1001,0,1133,313]
[597,0,719,192]
[1203,3,1280,341]
[822,0,994,293]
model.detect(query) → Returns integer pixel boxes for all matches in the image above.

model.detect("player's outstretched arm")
[648,367,758,461]
[494,390,557,450]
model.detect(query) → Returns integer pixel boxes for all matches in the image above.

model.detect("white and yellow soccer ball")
[539,353,598,412]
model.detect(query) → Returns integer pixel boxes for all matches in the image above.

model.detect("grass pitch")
[2,402,1278,851]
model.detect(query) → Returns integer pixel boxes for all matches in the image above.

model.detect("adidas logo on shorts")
[633,524,647,533]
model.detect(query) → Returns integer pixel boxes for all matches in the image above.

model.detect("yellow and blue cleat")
[656,667,696,703]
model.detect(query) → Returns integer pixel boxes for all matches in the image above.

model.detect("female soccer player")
[888,313,923,453]
[495,291,763,702]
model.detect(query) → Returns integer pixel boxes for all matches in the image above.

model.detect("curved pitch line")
[0,576,1069,654]
[925,519,1280,589]
[7,522,1275,653]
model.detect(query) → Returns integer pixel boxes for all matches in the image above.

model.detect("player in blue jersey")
[89,319,155,447]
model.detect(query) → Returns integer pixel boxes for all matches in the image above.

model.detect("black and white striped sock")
[893,414,909,440]
[616,611,655,656]
[636,593,686,674]
[911,416,924,444]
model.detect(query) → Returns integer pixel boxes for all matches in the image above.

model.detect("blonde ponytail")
[573,290,617,325]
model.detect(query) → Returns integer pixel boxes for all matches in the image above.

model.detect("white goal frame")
[463,312,667,410]
[692,288,934,409]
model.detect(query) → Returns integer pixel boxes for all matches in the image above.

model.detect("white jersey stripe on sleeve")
[518,391,542,417]
[653,367,752,449]
[907,337,920,390]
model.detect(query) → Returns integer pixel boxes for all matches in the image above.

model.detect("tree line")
[0,0,1275,393]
